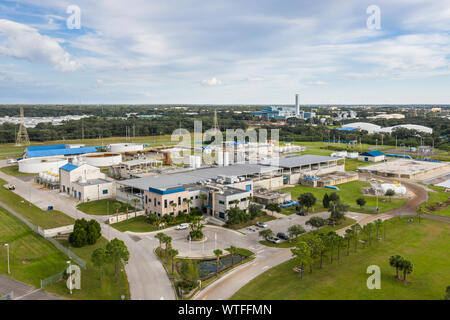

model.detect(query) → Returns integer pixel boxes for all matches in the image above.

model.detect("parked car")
[296,211,306,216]
[267,236,281,244]
[277,232,290,241]
[7,159,17,164]
[175,223,189,230]
[256,222,268,228]
[8,184,15,190]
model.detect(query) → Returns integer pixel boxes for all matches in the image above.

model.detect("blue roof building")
[252,106,297,120]
[60,163,79,172]
[25,146,100,158]
[26,144,67,151]
[360,151,384,157]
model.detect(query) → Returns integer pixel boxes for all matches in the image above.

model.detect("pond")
[197,255,244,278]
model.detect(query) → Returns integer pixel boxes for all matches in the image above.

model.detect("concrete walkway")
[0,163,175,300]
[0,275,65,300]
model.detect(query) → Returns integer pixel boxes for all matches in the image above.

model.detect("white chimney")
[295,94,300,116]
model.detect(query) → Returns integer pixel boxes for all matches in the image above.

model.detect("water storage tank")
[107,143,144,153]
[189,155,195,168]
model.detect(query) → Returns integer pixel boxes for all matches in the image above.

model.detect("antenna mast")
[15,107,30,146]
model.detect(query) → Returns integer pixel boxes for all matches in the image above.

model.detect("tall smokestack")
[295,94,300,116]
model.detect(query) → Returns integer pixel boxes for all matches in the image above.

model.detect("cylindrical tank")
[223,152,230,166]
[217,151,224,166]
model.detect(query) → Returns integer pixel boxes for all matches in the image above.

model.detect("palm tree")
[399,259,413,281]
[162,235,172,261]
[389,255,404,279]
[112,202,121,221]
[183,198,193,215]
[336,235,344,261]
[351,224,361,252]
[365,223,373,245]
[131,198,140,217]
[155,232,165,251]
[226,245,238,266]
[374,219,382,240]
[168,248,179,275]
[214,249,223,275]
[344,229,353,256]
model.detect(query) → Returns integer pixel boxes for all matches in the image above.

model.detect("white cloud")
[306,81,327,86]
[201,77,222,86]
[0,19,79,71]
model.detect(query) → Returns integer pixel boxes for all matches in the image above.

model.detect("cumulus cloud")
[0,19,79,71]
[201,77,222,86]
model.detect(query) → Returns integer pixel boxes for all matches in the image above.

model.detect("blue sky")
[0,0,449,104]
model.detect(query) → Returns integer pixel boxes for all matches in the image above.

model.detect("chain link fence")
[40,270,66,288]
[46,237,87,269]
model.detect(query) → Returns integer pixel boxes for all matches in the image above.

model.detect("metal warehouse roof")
[26,144,67,151]
[119,164,279,190]
[276,155,341,168]
[360,150,384,157]
[26,146,100,158]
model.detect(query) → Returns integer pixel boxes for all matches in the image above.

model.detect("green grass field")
[233,217,450,300]
[0,165,35,177]
[111,215,159,233]
[76,199,132,216]
[281,181,407,214]
[46,238,130,300]
[0,206,68,287]
[419,185,450,218]
[0,178,74,229]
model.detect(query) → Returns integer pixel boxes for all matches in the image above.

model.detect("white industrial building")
[341,122,382,134]
[377,124,433,135]
[59,162,115,202]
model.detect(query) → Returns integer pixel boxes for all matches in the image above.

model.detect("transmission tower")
[15,107,30,146]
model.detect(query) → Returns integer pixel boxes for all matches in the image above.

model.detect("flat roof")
[275,155,342,168]
[119,164,279,190]
[73,178,112,187]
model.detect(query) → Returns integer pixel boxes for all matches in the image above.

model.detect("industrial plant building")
[115,154,343,221]
[59,162,115,202]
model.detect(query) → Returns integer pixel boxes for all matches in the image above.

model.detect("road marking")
[14,289,41,300]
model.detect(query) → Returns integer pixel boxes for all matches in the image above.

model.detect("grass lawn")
[0,178,74,229]
[233,217,450,300]
[111,215,158,233]
[280,206,297,216]
[0,206,68,287]
[281,180,407,214]
[260,217,356,248]
[0,165,35,177]
[343,159,372,171]
[226,214,276,230]
[76,199,132,216]
[419,185,450,218]
[46,238,130,300]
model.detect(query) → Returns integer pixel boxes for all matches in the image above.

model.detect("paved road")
[0,163,175,300]
[0,275,65,300]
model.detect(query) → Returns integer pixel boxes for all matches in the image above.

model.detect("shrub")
[69,218,101,247]
[306,216,327,228]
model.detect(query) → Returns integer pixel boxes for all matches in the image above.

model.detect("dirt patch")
[22,259,31,264]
